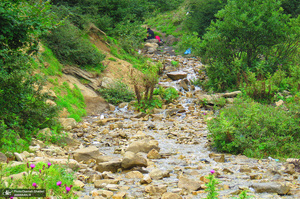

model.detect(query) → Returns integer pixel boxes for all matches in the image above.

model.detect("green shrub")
[281,0,300,17]
[171,60,179,67]
[153,86,179,104]
[0,122,30,153]
[198,0,299,91]
[98,81,135,105]
[175,32,201,55]
[43,21,106,69]
[134,97,163,113]
[240,71,278,104]
[208,97,300,158]
[0,54,59,138]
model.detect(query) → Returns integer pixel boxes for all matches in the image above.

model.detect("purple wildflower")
[47,162,51,168]
[66,186,71,193]
[32,183,37,188]
[210,169,215,174]
[57,181,62,187]
[30,164,35,169]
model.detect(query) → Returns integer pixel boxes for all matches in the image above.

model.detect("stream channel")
[75,52,299,199]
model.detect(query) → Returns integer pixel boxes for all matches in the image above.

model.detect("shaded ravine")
[73,52,299,198]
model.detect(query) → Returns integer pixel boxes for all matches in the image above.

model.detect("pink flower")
[30,164,35,169]
[66,186,71,193]
[57,181,62,187]
[47,162,51,168]
[210,169,215,174]
[32,183,37,188]
[203,112,207,115]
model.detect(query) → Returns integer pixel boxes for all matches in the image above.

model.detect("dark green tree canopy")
[198,0,300,91]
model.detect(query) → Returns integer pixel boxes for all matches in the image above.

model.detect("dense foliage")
[0,1,59,153]
[281,0,300,18]
[43,21,106,69]
[198,0,299,91]
[98,81,135,106]
[208,98,300,158]
[184,0,227,37]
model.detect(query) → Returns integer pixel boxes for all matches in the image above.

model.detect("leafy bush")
[134,97,163,113]
[0,1,61,153]
[111,21,145,55]
[281,0,300,17]
[132,63,160,112]
[240,71,277,104]
[208,97,300,158]
[0,123,29,153]
[198,0,300,91]
[153,86,179,104]
[175,32,201,55]
[0,54,59,137]
[98,81,135,105]
[43,21,106,69]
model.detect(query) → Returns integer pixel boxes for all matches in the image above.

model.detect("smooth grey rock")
[126,139,160,153]
[250,182,290,195]
[178,176,203,191]
[121,151,147,169]
[149,168,170,180]
[73,146,101,162]
[95,161,122,173]
[167,72,187,81]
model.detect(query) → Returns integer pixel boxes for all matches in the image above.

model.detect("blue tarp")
[184,48,191,55]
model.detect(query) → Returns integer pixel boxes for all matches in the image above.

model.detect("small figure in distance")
[144,27,155,42]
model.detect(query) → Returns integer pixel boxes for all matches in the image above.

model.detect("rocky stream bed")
[5,48,300,199]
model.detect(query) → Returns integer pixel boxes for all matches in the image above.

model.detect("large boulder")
[95,161,122,173]
[73,146,101,162]
[167,72,187,81]
[94,179,120,188]
[144,42,159,53]
[0,152,7,163]
[178,176,203,191]
[121,151,148,169]
[250,182,290,195]
[59,118,77,130]
[149,168,170,180]
[47,158,80,170]
[179,78,189,91]
[125,171,144,179]
[126,139,160,153]
[145,185,167,196]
